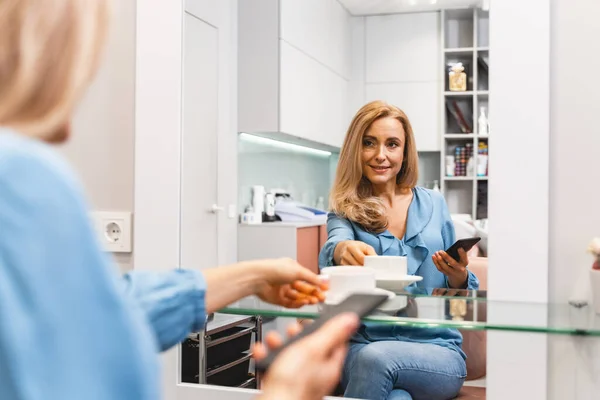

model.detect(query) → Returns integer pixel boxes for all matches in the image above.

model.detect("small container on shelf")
[477,141,489,177]
[445,155,455,177]
[448,62,467,91]
[451,142,473,177]
[478,106,489,135]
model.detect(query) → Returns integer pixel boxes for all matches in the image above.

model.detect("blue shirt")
[0,130,208,399]
[318,187,479,357]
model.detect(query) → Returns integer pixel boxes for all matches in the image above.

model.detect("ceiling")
[338,0,485,16]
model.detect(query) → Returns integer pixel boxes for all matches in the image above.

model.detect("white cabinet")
[280,0,351,79]
[238,0,351,149]
[279,41,349,147]
[352,13,442,152]
[365,81,440,151]
[365,13,439,83]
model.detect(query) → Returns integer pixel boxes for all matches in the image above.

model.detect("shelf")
[443,7,489,221]
[206,353,253,378]
[444,176,475,181]
[238,377,257,389]
[206,326,255,348]
[443,176,487,181]
[445,91,474,96]
[445,134,475,139]
[206,314,256,336]
[444,47,474,54]
[221,291,600,337]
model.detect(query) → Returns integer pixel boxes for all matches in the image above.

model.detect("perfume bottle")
[448,63,467,91]
[478,106,489,135]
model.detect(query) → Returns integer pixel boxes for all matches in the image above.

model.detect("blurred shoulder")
[0,128,86,209]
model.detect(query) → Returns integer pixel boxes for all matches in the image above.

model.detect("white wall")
[487,0,550,399]
[238,142,333,212]
[548,0,600,398]
[61,0,136,272]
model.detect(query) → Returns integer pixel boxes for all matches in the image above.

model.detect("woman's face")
[360,117,405,186]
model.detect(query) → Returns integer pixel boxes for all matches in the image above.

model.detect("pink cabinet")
[238,223,327,274]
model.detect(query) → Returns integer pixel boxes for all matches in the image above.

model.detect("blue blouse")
[319,187,479,357]
[0,130,207,400]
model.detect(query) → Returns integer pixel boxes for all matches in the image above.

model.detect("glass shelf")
[220,289,600,336]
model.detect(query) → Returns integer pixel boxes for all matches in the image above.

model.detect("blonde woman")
[319,101,480,400]
[0,1,359,399]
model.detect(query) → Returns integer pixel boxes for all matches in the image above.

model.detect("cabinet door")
[318,224,328,251]
[296,226,320,274]
[279,41,348,148]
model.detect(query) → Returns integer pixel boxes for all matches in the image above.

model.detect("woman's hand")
[253,258,328,308]
[334,240,377,266]
[432,248,469,288]
[254,314,359,400]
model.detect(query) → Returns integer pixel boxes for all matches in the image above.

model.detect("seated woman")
[319,101,479,400]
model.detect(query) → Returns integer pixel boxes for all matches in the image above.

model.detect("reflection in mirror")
[181,314,262,389]
[179,0,501,397]
[233,1,492,398]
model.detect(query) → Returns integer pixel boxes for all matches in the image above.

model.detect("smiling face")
[361,117,406,188]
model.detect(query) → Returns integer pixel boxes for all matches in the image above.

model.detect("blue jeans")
[341,341,467,400]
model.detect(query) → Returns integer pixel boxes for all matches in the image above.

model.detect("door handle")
[210,204,224,213]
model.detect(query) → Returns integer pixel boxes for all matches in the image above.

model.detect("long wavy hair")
[330,101,419,233]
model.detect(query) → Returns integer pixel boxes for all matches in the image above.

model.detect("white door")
[180,12,218,272]
[168,4,258,400]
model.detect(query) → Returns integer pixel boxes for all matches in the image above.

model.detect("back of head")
[330,100,419,233]
[0,0,110,141]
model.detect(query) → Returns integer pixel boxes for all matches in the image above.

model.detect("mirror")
[177,0,549,398]
[234,0,492,397]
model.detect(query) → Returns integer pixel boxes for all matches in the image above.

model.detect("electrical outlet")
[91,211,132,253]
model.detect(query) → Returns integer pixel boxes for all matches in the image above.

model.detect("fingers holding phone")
[254,314,359,400]
[433,237,480,288]
[432,248,469,289]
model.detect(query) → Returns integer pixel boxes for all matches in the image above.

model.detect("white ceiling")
[338,0,484,16]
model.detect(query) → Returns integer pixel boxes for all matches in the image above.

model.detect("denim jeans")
[341,341,467,400]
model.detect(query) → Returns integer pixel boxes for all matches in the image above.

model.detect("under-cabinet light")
[239,133,332,157]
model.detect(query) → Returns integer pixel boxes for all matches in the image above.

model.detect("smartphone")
[445,237,481,262]
[254,293,389,372]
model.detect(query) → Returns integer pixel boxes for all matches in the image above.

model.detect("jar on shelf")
[448,62,467,91]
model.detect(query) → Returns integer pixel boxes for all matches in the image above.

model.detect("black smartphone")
[445,237,481,262]
[254,293,389,372]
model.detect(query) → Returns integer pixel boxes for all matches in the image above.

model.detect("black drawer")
[207,326,253,369]
[181,325,254,384]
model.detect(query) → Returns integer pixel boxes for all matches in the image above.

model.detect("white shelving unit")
[440,8,489,220]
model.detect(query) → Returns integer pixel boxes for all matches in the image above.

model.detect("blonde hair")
[330,101,419,233]
[0,0,111,139]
